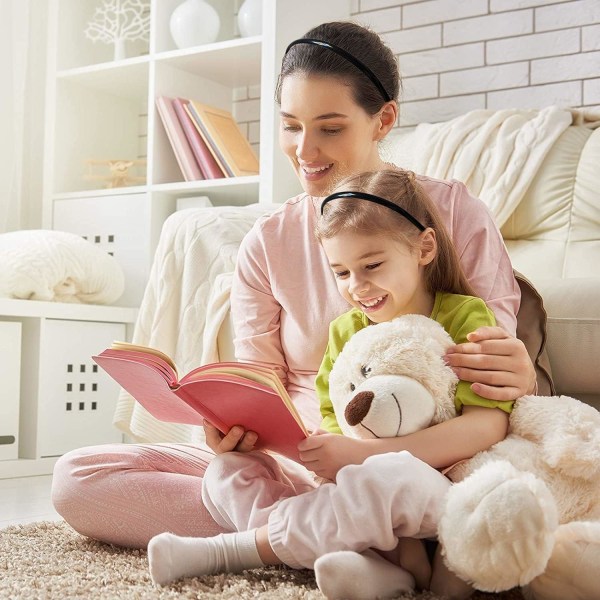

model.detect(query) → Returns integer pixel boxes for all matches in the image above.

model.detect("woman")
[52,21,537,549]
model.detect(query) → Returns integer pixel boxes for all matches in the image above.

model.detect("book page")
[182,362,305,431]
[110,341,178,374]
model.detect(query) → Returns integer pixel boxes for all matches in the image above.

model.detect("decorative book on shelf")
[172,98,226,180]
[185,100,260,178]
[155,96,203,181]
[93,342,308,462]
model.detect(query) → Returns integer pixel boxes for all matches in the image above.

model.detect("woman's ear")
[375,101,398,140]
[418,228,437,265]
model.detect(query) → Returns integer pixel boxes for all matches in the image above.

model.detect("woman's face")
[279,74,386,197]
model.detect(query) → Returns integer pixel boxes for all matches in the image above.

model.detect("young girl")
[147,169,513,599]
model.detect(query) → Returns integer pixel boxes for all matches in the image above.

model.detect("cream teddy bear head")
[328,314,458,439]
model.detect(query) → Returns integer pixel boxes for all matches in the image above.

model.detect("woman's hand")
[203,421,258,454]
[444,326,536,401]
[298,430,367,480]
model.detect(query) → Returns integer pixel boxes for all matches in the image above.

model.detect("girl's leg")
[268,451,451,569]
[148,451,451,585]
[51,443,227,548]
[201,450,318,531]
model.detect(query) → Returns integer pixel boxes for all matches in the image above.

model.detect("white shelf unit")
[0,0,352,477]
[42,0,351,227]
[0,300,138,479]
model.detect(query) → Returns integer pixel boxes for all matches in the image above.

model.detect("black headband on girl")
[321,191,426,232]
[284,38,392,103]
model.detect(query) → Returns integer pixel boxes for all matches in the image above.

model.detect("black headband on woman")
[284,38,392,103]
[321,191,426,232]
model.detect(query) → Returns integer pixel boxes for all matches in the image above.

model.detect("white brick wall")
[353,0,600,125]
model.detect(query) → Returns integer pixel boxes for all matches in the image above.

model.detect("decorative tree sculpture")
[85,0,150,61]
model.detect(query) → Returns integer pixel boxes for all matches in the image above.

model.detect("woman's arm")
[445,327,537,400]
[204,224,286,454]
[440,180,536,397]
[299,406,509,480]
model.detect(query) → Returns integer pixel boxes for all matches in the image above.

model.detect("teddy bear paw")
[526,521,600,600]
[439,459,559,592]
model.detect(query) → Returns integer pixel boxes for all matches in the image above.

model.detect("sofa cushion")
[532,278,600,405]
[502,126,600,280]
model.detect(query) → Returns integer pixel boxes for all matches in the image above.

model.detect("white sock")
[314,549,415,600]
[147,529,265,585]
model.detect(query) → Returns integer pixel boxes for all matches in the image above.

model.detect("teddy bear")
[327,313,600,600]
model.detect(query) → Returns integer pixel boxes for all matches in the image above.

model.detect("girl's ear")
[418,228,437,266]
[374,101,398,140]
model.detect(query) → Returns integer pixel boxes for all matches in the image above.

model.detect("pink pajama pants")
[201,450,452,569]
[51,443,227,548]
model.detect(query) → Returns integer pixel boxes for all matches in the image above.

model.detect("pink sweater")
[231,176,520,429]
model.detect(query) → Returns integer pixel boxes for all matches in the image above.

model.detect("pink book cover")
[93,349,307,462]
[172,98,226,180]
[155,96,203,182]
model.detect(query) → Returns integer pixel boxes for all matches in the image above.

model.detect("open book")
[93,342,308,461]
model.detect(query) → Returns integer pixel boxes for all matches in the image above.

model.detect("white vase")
[170,0,220,49]
[113,38,126,61]
[237,0,262,37]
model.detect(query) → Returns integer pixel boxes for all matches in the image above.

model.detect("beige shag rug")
[0,521,525,599]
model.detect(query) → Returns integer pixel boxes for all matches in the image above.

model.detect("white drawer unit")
[19,318,126,459]
[0,321,22,460]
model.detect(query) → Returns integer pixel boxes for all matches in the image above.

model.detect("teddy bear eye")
[350,383,355,392]
[360,365,372,378]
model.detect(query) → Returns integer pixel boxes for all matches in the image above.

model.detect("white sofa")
[500,124,600,408]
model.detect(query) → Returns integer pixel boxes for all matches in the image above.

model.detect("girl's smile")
[321,230,436,323]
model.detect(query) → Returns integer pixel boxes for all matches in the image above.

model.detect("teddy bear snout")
[345,391,374,426]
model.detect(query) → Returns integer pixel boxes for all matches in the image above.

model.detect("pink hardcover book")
[93,342,308,462]
[173,98,226,179]
[155,96,203,182]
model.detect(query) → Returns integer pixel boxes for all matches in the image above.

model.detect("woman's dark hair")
[276,21,400,115]
[315,169,476,297]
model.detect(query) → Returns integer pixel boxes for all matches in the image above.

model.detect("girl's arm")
[299,406,508,480]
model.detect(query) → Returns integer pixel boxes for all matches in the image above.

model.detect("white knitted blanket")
[387,106,573,227]
[113,204,275,443]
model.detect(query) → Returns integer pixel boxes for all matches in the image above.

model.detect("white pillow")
[0,229,124,304]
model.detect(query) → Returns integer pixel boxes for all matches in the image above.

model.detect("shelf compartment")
[154,36,262,87]
[51,70,149,195]
[55,0,150,70]
[152,176,261,206]
[0,322,21,460]
[19,318,126,459]
[152,0,242,55]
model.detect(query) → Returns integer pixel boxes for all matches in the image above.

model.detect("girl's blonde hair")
[315,169,476,297]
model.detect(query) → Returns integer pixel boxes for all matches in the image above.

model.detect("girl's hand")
[203,420,258,454]
[298,431,367,480]
[444,326,536,401]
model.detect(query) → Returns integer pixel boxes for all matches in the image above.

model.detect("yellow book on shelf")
[185,100,259,178]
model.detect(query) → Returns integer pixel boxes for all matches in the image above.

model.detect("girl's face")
[279,74,389,197]
[321,230,436,323]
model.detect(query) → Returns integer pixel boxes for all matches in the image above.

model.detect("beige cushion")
[502,126,600,280]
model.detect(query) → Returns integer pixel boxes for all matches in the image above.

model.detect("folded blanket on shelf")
[0,229,124,304]
[113,204,275,443]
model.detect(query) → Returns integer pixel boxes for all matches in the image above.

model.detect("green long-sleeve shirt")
[317,291,513,434]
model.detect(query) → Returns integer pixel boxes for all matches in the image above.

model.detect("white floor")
[0,475,62,529]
